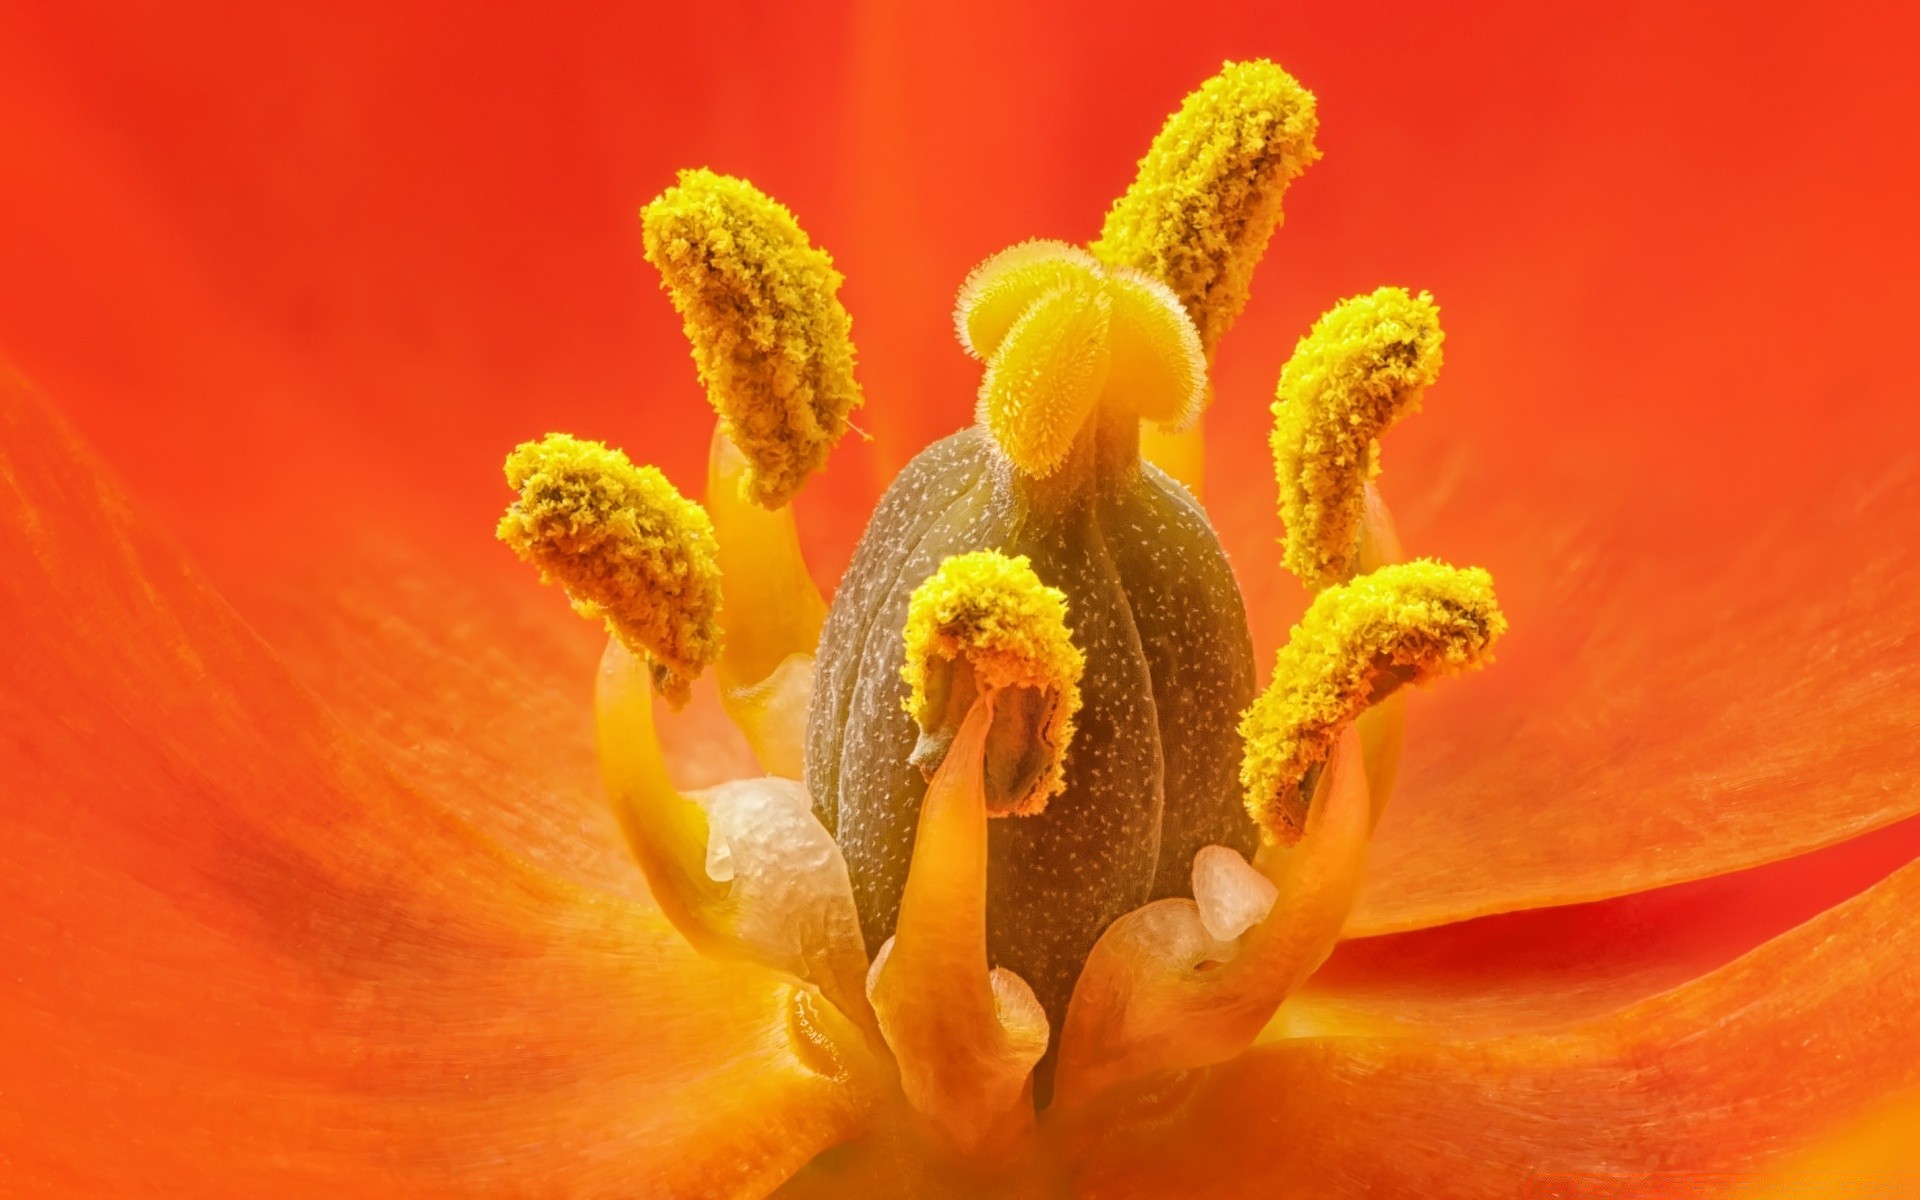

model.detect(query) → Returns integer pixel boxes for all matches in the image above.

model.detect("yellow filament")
[1092,59,1321,358]
[1238,560,1505,842]
[1056,730,1371,1110]
[498,433,722,704]
[641,168,862,508]
[593,640,724,941]
[977,281,1112,477]
[1272,286,1444,590]
[902,551,1085,813]
[866,702,1050,1159]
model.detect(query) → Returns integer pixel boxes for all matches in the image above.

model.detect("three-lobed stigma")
[1238,560,1506,842]
[497,57,1514,1169]
[497,432,723,704]
[957,240,1206,477]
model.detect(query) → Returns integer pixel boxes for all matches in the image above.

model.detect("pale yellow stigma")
[957,241,1207,475]
[902,551,1085,815]
[1272,287,1444,591]
[1238,560,1504,841]
[498,433,723,704]
[977,277,1113,477]
[1092,59,1320,359]
[640,168,862,509]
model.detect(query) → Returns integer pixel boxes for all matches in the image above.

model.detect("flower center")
[493,58,1508,1172]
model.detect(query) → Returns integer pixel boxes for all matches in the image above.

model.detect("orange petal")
[1296,811,1920,1039]
[0,373,862,1195]
[1347,453,1920,934]
[1068,853,1920,1197]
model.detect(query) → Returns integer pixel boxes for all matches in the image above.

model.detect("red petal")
[1070,855,1920,1197]
[0,373,859,1195]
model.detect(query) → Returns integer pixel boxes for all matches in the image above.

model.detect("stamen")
[640,168,862,509]
[900,551,1085,816]
[1238,560,1505,842]
[866,701,1051,1158]
[1271,287,1444,591]
[497,432,722,705]
[706,426,824,778]
[1054,730,1371,1111]
[1091,59,1321,359]
[596,642,875,1034]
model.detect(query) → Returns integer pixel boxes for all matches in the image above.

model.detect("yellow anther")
[1104,268,1207,430]
[977,279,1113,478]
[1272,287,1444,591]
[954,239,1103,361]
[1238,560,1504,842]
[498,433,723,704]
[640,168,862,508]
[1092,59,1321,359]
[902,551,1085,815]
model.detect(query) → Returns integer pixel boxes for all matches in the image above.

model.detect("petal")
[1069,853,1920,1197]
[0,373,861,1194]
[1294,811,1920,1038]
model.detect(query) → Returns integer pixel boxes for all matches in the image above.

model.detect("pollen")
[902,551,1086,812]
[1091,59,1320,359]
[498,433,723,705]
[1238,559,1504,841]
[1272,286,1444,591]
[640,168,862,509]
[977,278,1113,478]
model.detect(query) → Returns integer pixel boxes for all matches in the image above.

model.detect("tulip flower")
[3,3,1918,1197]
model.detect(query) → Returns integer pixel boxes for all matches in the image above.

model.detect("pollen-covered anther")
[1092,58,1321,358]
[1239,559,1505,842]
[1272,286,1444,590]
[497,432,722,705]
[902,550,1085,816]
[641,168,862,509]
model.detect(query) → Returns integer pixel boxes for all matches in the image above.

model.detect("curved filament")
[867,699,1051,1159]
[707,425,826,778]
[596,639,873,1032]
[1054,730,1372,1109]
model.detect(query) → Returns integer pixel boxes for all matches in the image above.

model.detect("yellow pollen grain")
[1238,560,1504,841]
[1272,286,1444,591]
[640,168,861,509]
[1092,59,1320,360]
[902,551,1086,806]
[498,433,723,705]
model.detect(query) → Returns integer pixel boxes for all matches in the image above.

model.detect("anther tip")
[1272,286,1446,591]
[1238,558,1503,841]
[901,551,1086,815]
[640,169,861,510]
[498,432,724,704]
